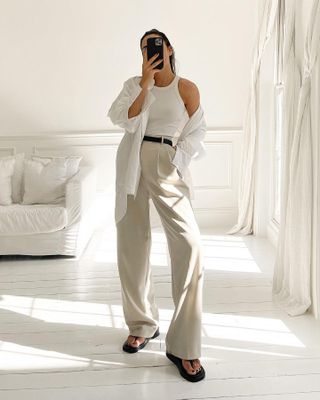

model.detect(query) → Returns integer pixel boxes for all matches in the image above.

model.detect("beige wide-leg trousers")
[116,139,204,359]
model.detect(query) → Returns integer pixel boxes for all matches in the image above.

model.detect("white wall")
[0,0,258,229]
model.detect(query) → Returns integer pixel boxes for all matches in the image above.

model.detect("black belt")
[143,135,173,147]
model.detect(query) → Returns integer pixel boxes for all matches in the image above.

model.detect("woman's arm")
[107,77,154,133]
[128,85,149,119]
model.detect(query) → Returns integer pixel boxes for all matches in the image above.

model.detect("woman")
[107,28,206,382]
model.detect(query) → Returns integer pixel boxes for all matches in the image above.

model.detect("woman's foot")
[126,335,146,347]
[165,352,205,382]
[125,338,202,373]
[123,328,160,353]
[182,359,202,374]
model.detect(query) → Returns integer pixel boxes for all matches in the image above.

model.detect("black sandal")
[166,352,205,382]
[122,327,160,353]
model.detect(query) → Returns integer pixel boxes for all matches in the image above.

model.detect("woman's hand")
[140,49,163,90]
[173,145,177,157]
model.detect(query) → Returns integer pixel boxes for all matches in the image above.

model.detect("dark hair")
[139,29,176,74]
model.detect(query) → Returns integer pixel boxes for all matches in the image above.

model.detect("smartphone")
[147,37,164,70]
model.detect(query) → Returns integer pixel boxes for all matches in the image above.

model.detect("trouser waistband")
[143,135,173,147]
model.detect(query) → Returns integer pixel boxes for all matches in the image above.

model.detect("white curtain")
[227,0,279,235]
[272,0,300,307]
[272,0,320,316]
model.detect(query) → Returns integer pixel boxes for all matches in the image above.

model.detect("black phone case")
[147,37,164,70]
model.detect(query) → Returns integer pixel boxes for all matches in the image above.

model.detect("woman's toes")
[192,359,202,372]
[127,335,138,346]
[182,359,201,374]
[128,335,144,347]
[182,360,197,374]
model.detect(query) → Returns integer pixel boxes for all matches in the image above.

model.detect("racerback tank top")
[144,74,188,141]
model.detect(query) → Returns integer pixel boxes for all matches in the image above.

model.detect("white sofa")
[0,165,97,257]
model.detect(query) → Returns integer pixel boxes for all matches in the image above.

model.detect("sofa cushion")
[0,203,67,235]
[22,158,69,205]
[12,153,25,203]
[31,155,82,178]
[0,153,25,204]
[0,158,16,205]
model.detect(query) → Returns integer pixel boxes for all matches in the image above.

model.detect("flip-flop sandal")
[166,352,205,382]
[123,327,160,353]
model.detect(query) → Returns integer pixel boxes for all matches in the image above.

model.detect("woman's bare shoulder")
[178,77,200,115]
[178,77,199,91]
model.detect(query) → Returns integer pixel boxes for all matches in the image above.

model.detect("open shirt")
[107,75,207,224]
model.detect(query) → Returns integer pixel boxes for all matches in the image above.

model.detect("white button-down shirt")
[107,75,207,224]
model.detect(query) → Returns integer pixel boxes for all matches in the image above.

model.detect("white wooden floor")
[1,226,320,399]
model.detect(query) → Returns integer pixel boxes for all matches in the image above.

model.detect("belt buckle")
[161,136,164,144]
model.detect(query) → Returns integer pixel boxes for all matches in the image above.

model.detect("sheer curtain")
[272,0,320,316]
[227,0,279,235]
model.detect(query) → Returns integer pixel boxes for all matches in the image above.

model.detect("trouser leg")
[116,173,159,338]
[153,190,204,359]
[141,141,204,359]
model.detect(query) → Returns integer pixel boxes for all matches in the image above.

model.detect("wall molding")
[0,147,15,156]
[0,127,243,141]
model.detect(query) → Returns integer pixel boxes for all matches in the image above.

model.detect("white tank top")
[144,74,188,141]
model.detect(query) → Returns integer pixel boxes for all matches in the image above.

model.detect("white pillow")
[0,158,16,205]
[31,155,82,179]
[22,158,69,205]
[0,153,25,203]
